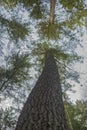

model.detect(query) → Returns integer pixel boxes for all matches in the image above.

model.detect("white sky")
[68,33,87,102]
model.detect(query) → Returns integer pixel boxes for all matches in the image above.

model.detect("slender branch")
[49,0,56,24]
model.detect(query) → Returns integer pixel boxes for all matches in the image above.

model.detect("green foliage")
[32,42,80,83]
[0,0,41,8]
[20,0,37,7]
[0,52,31,91]
[0,0,18,8]
[30,5,43,19]
[58,0,87,28]
[65,12,87,28]
[8,20,28,41]
[39,22,62,40]
[8,52,31,81]
[65,100,87,130]
[0,15,28,41]
[32,42,80,63]
[59,0,85,10]
[0,67,6,81]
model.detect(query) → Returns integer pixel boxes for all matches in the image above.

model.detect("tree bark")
[49,0,56,24]
[15,53,69,130]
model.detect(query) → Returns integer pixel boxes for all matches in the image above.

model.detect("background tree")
[65,99,87,130]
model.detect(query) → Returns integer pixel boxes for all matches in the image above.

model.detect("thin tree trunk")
[15,53,68,130]
[49,0,56,24]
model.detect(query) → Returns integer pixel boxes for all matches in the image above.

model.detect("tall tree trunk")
[49,0,56,24]
[15,53,69,130]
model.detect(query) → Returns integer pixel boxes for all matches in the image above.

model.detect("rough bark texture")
[15,53,68,130]
[49,0,56,24]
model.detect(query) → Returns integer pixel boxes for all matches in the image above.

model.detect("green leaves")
[0,53,31,91]
[8,20,28,41]
[0,0,18,8]
[30,5,43,19]
[30,1,45,19]
[39,22,62,40]
[59,0,87,28]
[32,42,79,62]
[59,0,85,10]
[65,100,87,130]
[0,15,28,41]
[0,0,41,9]
[32,42,80,84]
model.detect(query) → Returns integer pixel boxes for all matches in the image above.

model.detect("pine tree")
[15,52,69,130]
[0,0,86,129]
